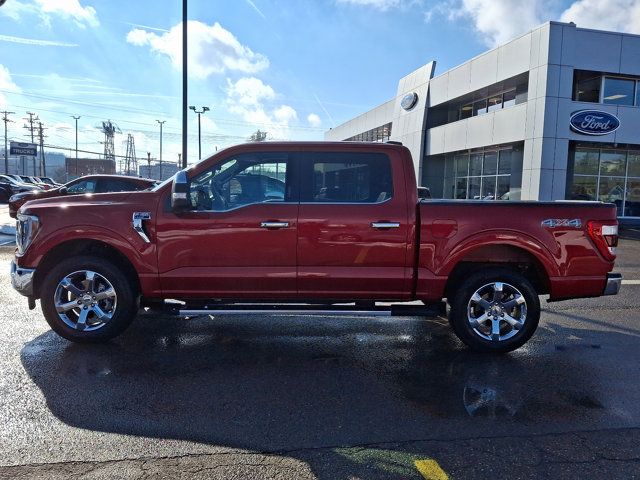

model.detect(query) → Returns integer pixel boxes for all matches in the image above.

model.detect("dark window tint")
[304,152,393,203]
[502,89,516,107]
[574,71,601,102]
[67,180,97,194]
[96,179,145,193]
[473,99,487,116]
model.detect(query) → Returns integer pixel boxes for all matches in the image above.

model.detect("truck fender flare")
[30,225,155,275]
[439,230,560,279]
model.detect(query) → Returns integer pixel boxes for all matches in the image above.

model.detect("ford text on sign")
[570,110,620,136]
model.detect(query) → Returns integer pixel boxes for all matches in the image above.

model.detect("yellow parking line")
[414,459,449,480]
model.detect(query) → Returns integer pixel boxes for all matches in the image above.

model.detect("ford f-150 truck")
[10,142,621,352]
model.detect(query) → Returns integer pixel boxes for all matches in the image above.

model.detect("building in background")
[65,157,116,178]
[138,163,180,181]
[326,21,640,220]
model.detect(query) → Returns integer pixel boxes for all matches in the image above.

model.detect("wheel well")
[444,245,550,300]
[33,239,141,298]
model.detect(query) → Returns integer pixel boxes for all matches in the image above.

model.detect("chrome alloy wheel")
[467,282,527,342]
[53,270,117,331]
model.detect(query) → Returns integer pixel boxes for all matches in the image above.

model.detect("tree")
[248,129,268,142]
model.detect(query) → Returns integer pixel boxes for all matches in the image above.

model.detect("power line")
[0,89,326,132]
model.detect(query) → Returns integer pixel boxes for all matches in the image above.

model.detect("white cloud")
[336,0,407,10]
[560,0,640,34]
[226,77,298,140]
[0,0,98,28]
[307,113,322,127]
[127,21,269,79]
[452,0,547,47]
[35,0,99,27]
[226,77,275,106]
[0,64,21,109]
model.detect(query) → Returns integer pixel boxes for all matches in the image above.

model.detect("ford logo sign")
[401,92,418,111]
[570,110,620,136]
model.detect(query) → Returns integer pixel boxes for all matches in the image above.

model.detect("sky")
[1,0,640,167]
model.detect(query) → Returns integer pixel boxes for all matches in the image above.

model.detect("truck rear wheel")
[448,268,540,353]
[40,256,139,343]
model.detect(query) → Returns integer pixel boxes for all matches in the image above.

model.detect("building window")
[602,77,636,106]
[568,144,640,217]
[574,70,601,102]
[574,70,640,107]
[442,145,523,200]
[344,123,392,143]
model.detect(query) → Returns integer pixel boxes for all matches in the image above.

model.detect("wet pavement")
[0,243,639,479]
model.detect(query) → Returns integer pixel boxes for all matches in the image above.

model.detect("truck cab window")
[303,152,393,203]
[189,154,288,211]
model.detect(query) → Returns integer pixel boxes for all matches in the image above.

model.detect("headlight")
[16,214,40,255]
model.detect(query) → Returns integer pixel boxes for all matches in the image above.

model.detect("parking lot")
[1,203,640,479]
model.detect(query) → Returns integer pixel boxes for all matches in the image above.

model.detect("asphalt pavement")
[0,211,639,478]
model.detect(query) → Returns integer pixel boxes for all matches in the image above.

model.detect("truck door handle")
[371,222,400,229]
[260,221,289,229]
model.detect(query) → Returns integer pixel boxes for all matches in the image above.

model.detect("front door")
[296,150,411,300]
[156,151,298,299]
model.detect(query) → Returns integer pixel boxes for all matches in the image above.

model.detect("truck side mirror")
[171,171,191,212]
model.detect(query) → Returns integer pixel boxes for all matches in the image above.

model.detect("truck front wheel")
[448,268,540,353]
[40,256,139,343]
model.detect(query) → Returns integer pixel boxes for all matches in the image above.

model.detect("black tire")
[40,256,139,343]
[448,267,540,353]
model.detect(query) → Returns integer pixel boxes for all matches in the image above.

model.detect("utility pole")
[1,111,14,174]
[188,106,209,160]
[182,0,188,169]
[147,151,151,178]
[71,115,80,178]
[156,120,165,180]
[24,112,38,175]
[37,121,46,176]
[178,153,181,168]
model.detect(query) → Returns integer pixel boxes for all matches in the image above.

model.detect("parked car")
[8,174,157,218]
[0,175,40,202]
[36,176,62,187]
[10,142,621,353]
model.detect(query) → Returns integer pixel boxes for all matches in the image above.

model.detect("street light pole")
[189,106,209,160]
[156,120,166,180]
[71,115,80,178]
[182,0,188,169]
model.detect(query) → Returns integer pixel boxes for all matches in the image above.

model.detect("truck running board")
[175,302,446,318]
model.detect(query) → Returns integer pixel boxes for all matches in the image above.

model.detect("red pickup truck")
[10,142,621,353]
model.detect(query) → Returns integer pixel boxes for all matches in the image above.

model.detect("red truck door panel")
[156,152,298,298]
[297,151,411,299]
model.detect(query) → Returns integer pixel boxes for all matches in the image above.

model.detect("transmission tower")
[100,120,121,163]
[123,134,137,176]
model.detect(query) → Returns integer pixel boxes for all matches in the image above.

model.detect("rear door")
[296,150,411,300]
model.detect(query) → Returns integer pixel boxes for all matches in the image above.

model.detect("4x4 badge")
[541,218,581,228]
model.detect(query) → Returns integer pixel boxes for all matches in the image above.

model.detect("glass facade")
[345,123,392,142]
[440,143,523,200]
[567,143,640,217]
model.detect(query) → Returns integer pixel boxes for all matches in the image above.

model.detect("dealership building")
[325,21,640,219]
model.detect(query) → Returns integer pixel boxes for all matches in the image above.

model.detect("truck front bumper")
[10,261,35,297]
[603,273,622,296]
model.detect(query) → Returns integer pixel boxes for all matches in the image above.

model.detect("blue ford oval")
[570,110,620,136]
